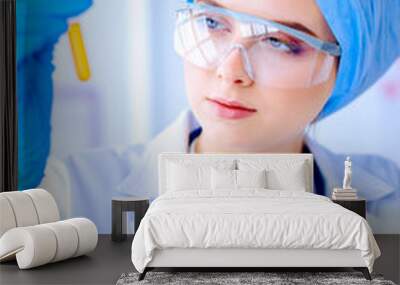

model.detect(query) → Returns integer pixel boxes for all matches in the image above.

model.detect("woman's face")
[184,0,338,152]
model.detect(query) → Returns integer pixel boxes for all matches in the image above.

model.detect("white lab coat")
[41,109,400,234]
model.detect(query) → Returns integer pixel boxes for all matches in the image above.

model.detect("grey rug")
[116,271,396,285]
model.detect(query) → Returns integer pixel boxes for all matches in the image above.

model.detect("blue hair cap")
[316,0,400,119]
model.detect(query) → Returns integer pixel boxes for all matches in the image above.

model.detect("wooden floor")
[0,235,398,285]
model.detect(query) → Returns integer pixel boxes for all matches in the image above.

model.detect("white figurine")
[342,156,352,190]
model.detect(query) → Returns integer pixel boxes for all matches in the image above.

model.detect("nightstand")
[332,198,366,219]
[111,196,149,242]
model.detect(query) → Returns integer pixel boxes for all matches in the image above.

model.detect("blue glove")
[315,0,400,119]
[17,0,92,189]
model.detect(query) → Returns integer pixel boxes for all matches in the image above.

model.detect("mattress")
[131,189,380,273]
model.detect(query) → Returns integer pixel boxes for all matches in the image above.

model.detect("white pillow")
[211,168,268,190]
[267,167,307,191]
[166,160,236,191]
[238,159,308,191]
[211,168,236,190]
[167,162,210,191]
[236,169,267,189]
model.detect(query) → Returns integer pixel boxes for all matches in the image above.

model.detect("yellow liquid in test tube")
[68,23,91,81]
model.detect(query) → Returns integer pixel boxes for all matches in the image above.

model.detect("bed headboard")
[158,153,314,195]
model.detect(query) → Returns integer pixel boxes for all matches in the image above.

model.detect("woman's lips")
[206,97,257,120]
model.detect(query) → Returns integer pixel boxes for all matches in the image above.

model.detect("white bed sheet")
[131,189,380,273]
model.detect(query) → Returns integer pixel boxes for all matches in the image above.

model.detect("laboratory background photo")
[17,0,400,236]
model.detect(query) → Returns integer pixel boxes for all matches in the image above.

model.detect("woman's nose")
[216,45,254,87]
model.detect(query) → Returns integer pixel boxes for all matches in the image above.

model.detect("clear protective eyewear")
[174,2,341,89]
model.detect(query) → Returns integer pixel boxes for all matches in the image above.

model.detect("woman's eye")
[205,17,225,31]
[264,36,303,55]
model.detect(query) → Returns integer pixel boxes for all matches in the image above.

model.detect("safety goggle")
[174,2,341,89]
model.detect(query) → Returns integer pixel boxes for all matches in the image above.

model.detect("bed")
[131,153,380,281]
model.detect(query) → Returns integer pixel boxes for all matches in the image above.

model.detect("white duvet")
[131,189,380,273]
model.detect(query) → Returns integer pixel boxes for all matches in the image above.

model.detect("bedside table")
[112,197,149,242]
[332,198,366,219]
